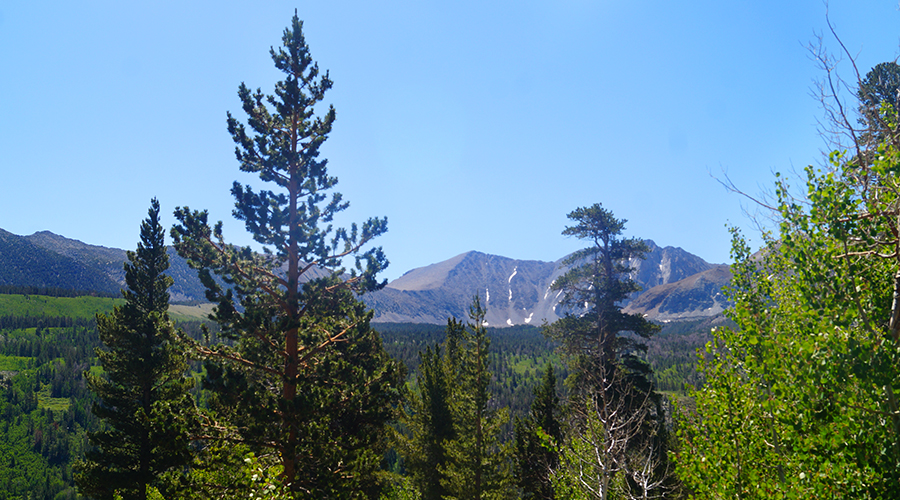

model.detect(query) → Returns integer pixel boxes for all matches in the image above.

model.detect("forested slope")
[0,295,713,498]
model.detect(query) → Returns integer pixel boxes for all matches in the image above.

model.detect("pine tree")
[397,298,513,500]
[440,297,514,500]
[514,364,561,500]
[543,203,673,499]
[76,199,194,500]
[544,204,658,389]
[171,11,402,497]
[397,340,456,500]
[857,61,900,146]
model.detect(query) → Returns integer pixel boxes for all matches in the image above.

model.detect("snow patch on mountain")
[366,243,723,326]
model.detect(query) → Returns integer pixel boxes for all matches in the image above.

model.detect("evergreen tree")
[171,12,402,497]
[440,297,514,500]
[514,364,561,500]
[398,298,513,500]
[397,340,456,500]
[858,61,900,145]
[544,204,658,390]
[543,203,672,499]
[76,198,195,500]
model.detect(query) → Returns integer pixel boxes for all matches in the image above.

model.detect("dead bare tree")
[551,361,674,500]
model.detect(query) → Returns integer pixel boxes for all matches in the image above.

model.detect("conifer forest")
[3,11,900,499]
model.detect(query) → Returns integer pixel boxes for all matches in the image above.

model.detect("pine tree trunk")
[283,168,300,486]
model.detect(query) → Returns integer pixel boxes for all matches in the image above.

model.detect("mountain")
[365,251,565,326]
[623,265,732,321]
[629,240,718,290]
[365,241,725,326]
[0,229,122,295]
[0,230,211,302]
[0,228,731,324]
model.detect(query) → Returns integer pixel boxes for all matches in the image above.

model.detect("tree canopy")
[677,58,900,498]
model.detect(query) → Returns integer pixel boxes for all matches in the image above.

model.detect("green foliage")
[551,399,627,500]
[0,319,101,498]
[441,298,515,500]
[0,285,119,298]
[647,317,725,394]
[397,298,514,500]
[171,12,401,498]
[379,322,568,430]
[76,199,196,500]
[0,295,121,321]
[555,362,676,500]
[379,475,422,500]
[677,125,900,497]
[514,364,562,500]
[397,335,456,500]
[0,355,31,372]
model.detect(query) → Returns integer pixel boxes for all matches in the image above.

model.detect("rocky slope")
[365,241,726,325]
[623,265,732,321]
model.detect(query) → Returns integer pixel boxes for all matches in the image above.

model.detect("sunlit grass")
[0,355,31,372]
[37,385,70,412]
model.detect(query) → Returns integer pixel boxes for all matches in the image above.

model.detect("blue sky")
[1,1,899,281]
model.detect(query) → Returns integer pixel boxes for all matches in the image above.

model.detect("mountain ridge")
[365,241,727,326]
[0,228,731,325]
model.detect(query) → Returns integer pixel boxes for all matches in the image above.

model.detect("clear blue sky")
[2,1,899,281]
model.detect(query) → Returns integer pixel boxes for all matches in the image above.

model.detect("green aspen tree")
[677,57,900,497]
[76,199,195,500]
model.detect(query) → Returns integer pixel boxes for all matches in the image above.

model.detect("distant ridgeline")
[1,228,733,325]
[0,228,214,303]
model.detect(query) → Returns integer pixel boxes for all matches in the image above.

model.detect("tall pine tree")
[76,198,195,500]
[441,298,514,500]
[543,203,673,499]
[171,12,402,497]
[397,339,456,500]
[544,203,658,390]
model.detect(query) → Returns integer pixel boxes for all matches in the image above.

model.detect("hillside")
[0,228,122,296]
[0,230,218,303]
[623,265,732,321]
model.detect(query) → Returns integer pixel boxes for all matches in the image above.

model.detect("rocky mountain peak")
[366,241,724,326]
[0,228,730,325]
